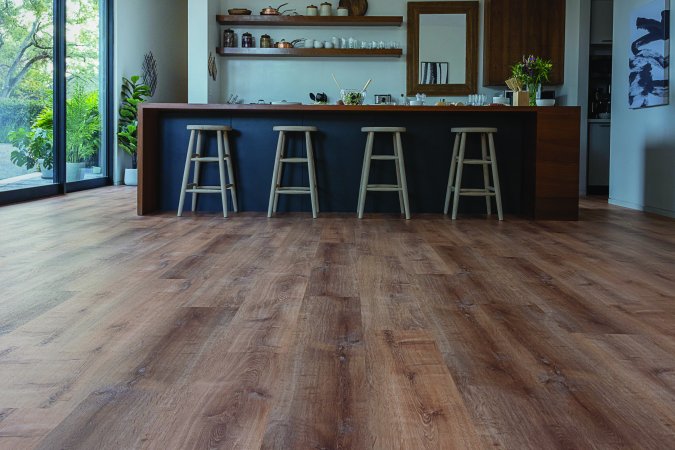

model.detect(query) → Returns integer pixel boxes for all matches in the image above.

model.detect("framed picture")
[629,0,670,109]
[420,62,449,85]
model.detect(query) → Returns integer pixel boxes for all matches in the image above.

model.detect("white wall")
[212,0,586,106]
[609,0,674,218]
[114,0,188,183]
[559,0,591,194]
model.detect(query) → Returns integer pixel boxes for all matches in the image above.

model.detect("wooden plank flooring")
[0,187,673,449]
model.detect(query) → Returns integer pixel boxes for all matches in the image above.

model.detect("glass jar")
[260,34,272,48]
[223,29,236,48]
[242,32,254,48]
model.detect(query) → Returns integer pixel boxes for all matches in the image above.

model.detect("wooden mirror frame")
[406,1,479,96]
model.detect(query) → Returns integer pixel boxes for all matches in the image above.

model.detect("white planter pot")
[66,162,86,181]
[124,168,138,186]
[38,159,53,179]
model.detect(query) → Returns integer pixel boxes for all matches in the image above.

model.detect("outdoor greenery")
[118,76,150,169]
[1,0,102,178]
[9,85,100,169]
[0,97,44,141]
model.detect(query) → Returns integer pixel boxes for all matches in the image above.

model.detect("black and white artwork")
[629,0,670,109]
[420,62,449,85]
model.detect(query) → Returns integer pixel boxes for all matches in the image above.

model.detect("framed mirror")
[407,1,479,96]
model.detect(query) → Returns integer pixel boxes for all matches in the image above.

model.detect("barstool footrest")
[366,184,402,192]
[280,157,309,163]
[191,156,228,162]
[461,159,492,165]
[276,187,311,194]
[370,155,398,160]
[459,188,497,197]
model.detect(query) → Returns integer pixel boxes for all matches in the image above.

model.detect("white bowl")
[409,100,424,106]
[536,99,556,107]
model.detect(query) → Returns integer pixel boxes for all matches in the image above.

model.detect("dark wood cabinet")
[483,0,566,86]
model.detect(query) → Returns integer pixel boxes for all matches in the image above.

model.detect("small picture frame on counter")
[374,94,392,104]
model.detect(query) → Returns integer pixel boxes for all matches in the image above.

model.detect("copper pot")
[275,39,293,48]
[260,3,288,15]
[275,39,304,48]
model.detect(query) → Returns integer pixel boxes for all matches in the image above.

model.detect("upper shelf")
[215,15,404,27]
[216,48,403,58]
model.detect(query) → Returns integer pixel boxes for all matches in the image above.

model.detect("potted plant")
[118,76,150,186]
[65,86,101,180]
[8,124,53,179]
[10,85,101,181]
[511,55,553,106]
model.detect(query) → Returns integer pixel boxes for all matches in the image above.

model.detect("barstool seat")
[177,124,238,218]
[273,126,318,132]
[444,127,503,220]
[357,127,410,220]
[268,126,319,218]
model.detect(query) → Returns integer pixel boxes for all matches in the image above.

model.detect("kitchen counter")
[138,103,581,219]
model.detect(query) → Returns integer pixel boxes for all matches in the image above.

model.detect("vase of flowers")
[511,55,553,106]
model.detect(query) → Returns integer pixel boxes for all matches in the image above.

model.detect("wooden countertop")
[140,103,579,113]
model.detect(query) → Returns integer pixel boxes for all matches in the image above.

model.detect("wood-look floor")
[0,187,673,449]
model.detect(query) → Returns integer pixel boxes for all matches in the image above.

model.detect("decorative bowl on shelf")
[536,99,556,107]
[228,8,252,15]
[340,89,366,105]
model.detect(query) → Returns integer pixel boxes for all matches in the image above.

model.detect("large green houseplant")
[118,75,150,185]
[9,85,100,179]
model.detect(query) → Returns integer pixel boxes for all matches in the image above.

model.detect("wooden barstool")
[357,127,410,220]
[268,126,319,219]
[444,127,503,220]
[177,125,238,218]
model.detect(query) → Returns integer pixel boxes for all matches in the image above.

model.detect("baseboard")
[609,197,675,219]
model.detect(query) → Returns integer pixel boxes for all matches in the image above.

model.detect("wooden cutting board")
[339,0,368,16]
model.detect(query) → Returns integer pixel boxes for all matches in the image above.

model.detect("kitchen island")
[138,103,580,220]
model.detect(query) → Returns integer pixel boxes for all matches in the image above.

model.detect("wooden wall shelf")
[216,48,402,58]
[216,15,403,27]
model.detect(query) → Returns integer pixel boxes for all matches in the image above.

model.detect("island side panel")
[138,106,159,215]
[534,108,581,220]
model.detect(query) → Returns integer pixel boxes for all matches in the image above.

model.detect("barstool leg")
[273,131,286,214]
[357,131,374,219]
[305,132,319,219]
[216,131,228,218]
[444,133,461,215]
[488,133,504,221]
[268,131,285,217]
[191,131,203,212]
[452,133,467,220]
[177,130,195,217]
[223,132,238,213]
[395,132,411,220]
[481,133,493,216]
[393,133,404,214]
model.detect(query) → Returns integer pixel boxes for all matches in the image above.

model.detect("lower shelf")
[216,47,403,57]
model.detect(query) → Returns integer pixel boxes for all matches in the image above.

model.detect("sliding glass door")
[66,0,105,183]
[0,0,55,193]
[0,0,111,203]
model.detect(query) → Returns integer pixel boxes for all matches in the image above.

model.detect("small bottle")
[400,94,406,105]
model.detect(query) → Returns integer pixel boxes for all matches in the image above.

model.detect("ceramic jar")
[319,2,332,16]
[337,7,348,16]
[306,5,318,16]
